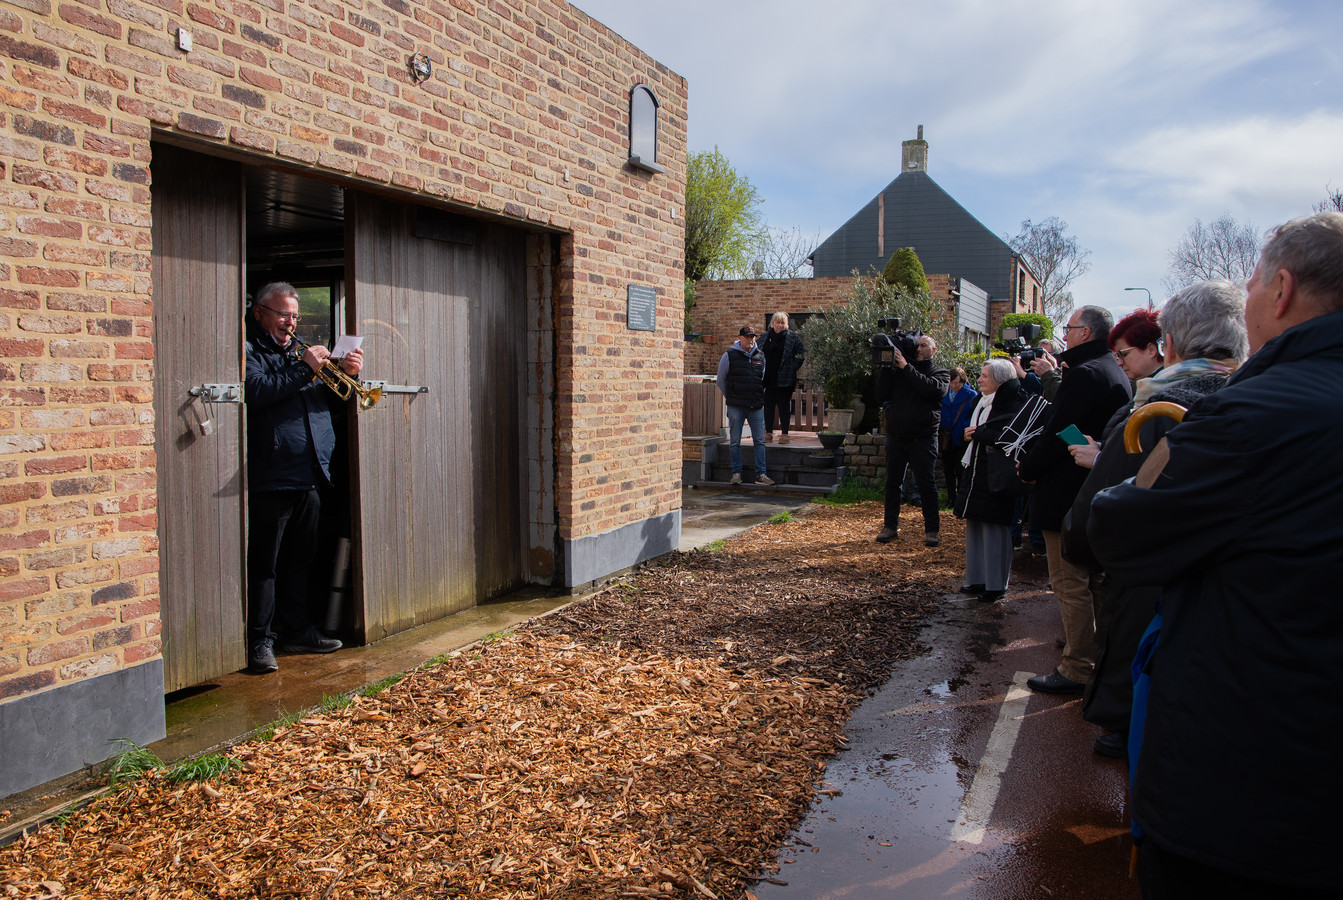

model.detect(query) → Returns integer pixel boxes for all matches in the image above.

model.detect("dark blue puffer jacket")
[244,316,337,491]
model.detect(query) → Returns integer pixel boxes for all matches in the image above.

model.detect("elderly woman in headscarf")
[1064,280,1249,759]
[953,357,1028,603]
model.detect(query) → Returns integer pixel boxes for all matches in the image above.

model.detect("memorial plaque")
[626,284,657,332]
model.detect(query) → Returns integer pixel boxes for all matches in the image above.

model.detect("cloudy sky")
[574,0,1343,316]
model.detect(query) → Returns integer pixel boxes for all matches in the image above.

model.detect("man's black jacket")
[244,317,339,492]
[1018,338,1130,530]
[876,357,949,439]
[1088,309,1343,889]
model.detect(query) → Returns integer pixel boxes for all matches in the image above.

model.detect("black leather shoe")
[1026,668,1086,695]
[958,583,985,594]
[279,629,342,654]
[924,531,940,547]
[1094,731,1127,759]
[978,589,1006,603]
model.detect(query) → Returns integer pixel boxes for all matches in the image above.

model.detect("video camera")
[871,318,924,368]
[994,323,1046,363]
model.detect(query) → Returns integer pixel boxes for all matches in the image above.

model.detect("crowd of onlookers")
[713,212,1342,897]
[937,213,1343,898]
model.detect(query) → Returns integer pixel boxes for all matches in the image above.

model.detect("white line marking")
[950,670,1034,844]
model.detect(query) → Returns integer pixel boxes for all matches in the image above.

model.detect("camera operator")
[1020,338,1062,400]
[875,333,950,546]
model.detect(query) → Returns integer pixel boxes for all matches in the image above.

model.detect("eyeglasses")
[1113,347,1137,361]
[258,305,301,323]
[1061,323,1086,331]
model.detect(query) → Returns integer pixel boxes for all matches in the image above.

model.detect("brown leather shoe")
[875,527,898,543]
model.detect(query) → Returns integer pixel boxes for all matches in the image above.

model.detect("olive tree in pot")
[798,273,958,434]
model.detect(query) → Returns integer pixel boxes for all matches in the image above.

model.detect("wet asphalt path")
[755,560,1141,900]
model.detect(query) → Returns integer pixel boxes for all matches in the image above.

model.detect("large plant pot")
[817,431,846,451]
[827,407,854,434]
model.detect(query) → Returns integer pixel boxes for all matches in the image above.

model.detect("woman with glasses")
[1069,308,1164,469]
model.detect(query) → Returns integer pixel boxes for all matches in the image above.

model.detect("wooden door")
[347,193,527,641]
[151,144,247,691]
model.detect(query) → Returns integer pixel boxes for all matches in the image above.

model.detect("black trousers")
[939,443,965,508]
[1138,840,1343,899]
[247,488,321,648]
[884,432,940,533]
[764,384,795,434]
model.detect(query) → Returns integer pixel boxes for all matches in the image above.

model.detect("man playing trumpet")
[243,281,363,673]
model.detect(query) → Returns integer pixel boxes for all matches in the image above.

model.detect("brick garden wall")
[0,0,685,704]
[688,275,968,377]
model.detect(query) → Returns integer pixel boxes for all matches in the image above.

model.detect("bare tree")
[1163,213,1260,293]
[1314,184,1343,214]
[1006,217,1092,325]
[738,226,820,279]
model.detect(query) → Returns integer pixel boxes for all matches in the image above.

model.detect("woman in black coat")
[954,358,1028,603]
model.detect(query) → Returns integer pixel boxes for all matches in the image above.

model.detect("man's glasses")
[259,305,301,323]
[1061,323,1086,331]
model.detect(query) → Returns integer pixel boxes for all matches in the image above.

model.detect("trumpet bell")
[357,384,382,410]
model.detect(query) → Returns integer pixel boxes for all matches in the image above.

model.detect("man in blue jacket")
[1091,213,1343,896]
[244,282,363,673]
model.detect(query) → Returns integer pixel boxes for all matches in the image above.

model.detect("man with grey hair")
[1020,305,1131,694]
[1091,213,1343,895]
[245,281,363,673]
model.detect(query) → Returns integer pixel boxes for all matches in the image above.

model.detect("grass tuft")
[768,511,795,525]
[103,739,163,787]
[164,753,244,784]
[813,475,885,506]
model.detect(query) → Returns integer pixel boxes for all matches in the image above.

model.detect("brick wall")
[688,275,969,377]
[686,277,854,376]
[1,0,685,704]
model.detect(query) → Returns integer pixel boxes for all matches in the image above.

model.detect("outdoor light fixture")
[409,53,432,84]
[1124,287,1154,309]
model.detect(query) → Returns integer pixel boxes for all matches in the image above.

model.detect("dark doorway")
[151,143,537,690]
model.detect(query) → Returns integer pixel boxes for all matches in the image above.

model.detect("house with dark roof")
[811,128,1042,343]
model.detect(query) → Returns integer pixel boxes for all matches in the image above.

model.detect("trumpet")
[288,331,382,411]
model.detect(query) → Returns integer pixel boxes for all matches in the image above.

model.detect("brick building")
[0,0,686,796]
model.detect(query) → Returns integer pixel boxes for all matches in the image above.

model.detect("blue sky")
[574,0,1343,316]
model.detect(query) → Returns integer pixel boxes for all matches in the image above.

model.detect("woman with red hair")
[1108,308,1163,383]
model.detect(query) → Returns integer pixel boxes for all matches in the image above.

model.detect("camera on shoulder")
[994,323,1045,363]
[871,318,924,368]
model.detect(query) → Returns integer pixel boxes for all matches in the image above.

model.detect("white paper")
[331,335,363,358]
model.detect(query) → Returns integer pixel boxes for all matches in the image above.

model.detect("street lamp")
[1125,287,1153,310]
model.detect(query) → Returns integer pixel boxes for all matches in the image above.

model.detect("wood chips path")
[1,502,967,899]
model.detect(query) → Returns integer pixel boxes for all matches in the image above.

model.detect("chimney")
[901,125,928,172]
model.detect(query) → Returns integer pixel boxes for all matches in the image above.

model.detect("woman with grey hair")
[953,357,1027,603]
[1064,278,1247,759]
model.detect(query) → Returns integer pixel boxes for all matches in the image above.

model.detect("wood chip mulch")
[0,502,966,900]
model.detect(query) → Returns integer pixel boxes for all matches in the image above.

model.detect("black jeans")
[247,488,321,648]
[1138,840,1343,899]
[939,443,965,508]
[764,384,795,434]
[884,432,940,533]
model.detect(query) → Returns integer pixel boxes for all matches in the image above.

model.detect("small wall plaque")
[626,284,657,332]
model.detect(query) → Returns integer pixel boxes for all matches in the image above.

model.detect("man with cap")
[716,326,775,486]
